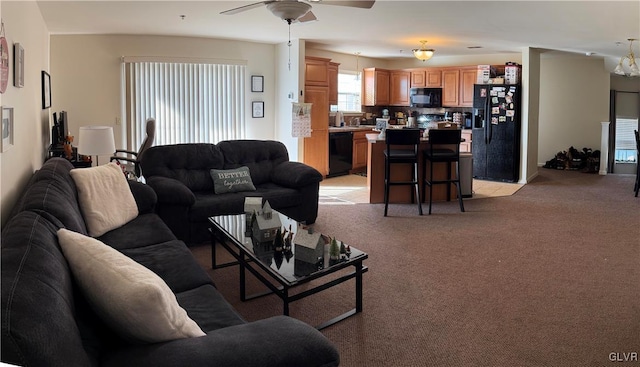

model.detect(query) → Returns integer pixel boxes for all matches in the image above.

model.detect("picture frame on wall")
[251,75,264,92]
[1,106,14,152]
[42,71,51,109]
[252,101,264,118]
[14,43,24,88]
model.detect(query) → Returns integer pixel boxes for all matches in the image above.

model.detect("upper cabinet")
[363,68,390,106]
[442,69,460,107]
[389,70,410,106]
[328,62,339,105]
[411,69,442,88]
[305,56,331,86]
[459,66,477,107]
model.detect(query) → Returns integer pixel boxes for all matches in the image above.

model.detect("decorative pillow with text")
[210,166,256,194]
[57,228,206,343]
[70,163,138,237]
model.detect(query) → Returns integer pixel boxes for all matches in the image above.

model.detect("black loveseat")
[1,158,339,367]
[140,140,323,245]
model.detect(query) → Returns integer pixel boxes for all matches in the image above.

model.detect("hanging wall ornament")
[0,21,9,94]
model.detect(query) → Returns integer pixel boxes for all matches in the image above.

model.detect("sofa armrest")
[146,176,196,206]
[271,161,323,188]
[128,180,157,214]
[102,316,339,367]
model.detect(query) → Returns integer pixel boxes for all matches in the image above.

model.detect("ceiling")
[37,0,640,73]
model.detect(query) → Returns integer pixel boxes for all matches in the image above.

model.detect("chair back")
[137,118,156,160]
[385,128,421,146]
[635,130,639,151]
[428,128,462,145]
[426,129,462,161]
[385,128,421,158]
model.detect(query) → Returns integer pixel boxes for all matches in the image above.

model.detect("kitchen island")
[366,133,461,204]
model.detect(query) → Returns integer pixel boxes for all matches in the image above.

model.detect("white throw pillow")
[70,162,139,237]
[57,228,206,343]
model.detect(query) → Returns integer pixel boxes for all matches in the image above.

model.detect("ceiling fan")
[221,0,375,24]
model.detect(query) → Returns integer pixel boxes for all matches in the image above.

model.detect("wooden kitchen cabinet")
[426,69,442,87]
[304,58,329,177]
[352,130,371,171]
[305,56,330,86]
[410,68,442,88]
[328,62,339,105]
[442,69,460,107]
[459,66,477,107]
[389,70,410,106]
[411,70,426,87]
[362,68,390,106]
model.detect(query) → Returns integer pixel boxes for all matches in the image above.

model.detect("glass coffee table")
[208,210,368,330]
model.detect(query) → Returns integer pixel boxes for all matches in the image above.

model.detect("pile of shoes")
[543,146,600,173]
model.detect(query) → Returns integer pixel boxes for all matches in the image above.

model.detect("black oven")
[410,88,442,108]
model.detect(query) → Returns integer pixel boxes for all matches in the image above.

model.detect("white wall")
[50,35,278,155]
[0,2,50,227]
[274,39,303,161]
[538,53,610,165]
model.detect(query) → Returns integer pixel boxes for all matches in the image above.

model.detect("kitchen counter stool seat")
[383,129,423,216]
[422,129,465,214]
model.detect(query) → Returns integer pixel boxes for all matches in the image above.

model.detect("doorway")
[610,91,640,174]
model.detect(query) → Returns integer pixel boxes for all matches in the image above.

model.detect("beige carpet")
[319,174,523,205]
[191,169,639,367]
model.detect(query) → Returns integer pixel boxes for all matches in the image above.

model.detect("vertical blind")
[124,60,246,148]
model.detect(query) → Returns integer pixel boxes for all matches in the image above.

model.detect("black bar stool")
[634,130,639,197]
[384,128,423,216]
[422,129,465,214]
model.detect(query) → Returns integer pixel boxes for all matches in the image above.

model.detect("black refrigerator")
[472,84,521,182]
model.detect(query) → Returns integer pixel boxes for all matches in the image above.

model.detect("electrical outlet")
[115,117,121,125]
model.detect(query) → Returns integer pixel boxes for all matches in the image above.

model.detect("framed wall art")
[41,71,51,109]
[252,101,264,118]
[1,106,14,152]
[251,75,264,92]
[14,43,24,88]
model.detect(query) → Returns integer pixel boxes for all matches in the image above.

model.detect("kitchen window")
[337,71,361,112]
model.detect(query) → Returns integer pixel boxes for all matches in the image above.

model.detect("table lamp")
[77,126,116,166]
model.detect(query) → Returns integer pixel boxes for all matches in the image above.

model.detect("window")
[123,59,246,149]
[614,117,639,163]
[337,71,361,112]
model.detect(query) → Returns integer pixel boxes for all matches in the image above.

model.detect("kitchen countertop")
[328,126,375,133]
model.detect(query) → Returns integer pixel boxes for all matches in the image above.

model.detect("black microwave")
[410,88,442,108]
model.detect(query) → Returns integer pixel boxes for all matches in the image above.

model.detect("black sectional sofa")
[140,140,323,245]
[1,158,339,367]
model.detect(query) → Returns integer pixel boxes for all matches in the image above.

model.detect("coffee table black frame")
[208,213,368,330]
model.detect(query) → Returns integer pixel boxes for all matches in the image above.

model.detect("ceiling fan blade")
[296,11,318,23]
[316,0,375,9]
[220,1,271,15]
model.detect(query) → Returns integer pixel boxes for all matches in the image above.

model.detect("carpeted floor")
[190,169,639,367]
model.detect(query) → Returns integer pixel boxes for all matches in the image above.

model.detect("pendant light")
[613,38,640,77]
[413,40,435,62]
[355,52,361,80]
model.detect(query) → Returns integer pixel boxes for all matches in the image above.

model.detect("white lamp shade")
[77,126,116,157]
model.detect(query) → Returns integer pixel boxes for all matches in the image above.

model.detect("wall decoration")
[291,102,312,138]
[251,75,264,92]
[252,101,264,118]
[42,71,51,109]
[0,36,8,94]
[1,106,14,152]
[14,43,24,88]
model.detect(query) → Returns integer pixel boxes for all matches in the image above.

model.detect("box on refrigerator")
[505,63,521,84]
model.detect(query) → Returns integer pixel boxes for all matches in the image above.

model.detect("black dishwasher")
[328,131,353,177]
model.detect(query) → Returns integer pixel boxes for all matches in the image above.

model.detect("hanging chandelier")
[413,40,435,62]
[613,38,640,77]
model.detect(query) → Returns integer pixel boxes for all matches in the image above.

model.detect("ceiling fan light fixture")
[413,40,435,62]
[266,1,312,22]
[613,38,640,77]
